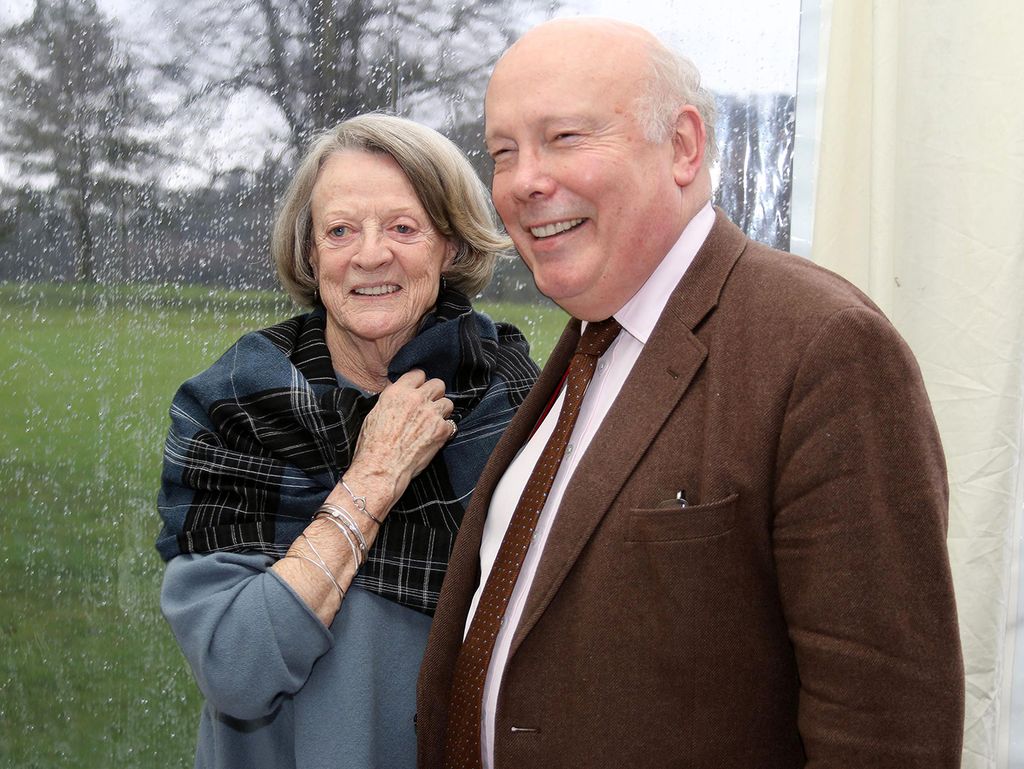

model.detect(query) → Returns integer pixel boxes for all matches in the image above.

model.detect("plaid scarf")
[156,288,538,615]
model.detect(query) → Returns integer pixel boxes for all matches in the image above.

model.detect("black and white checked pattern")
[157,288,539,615]
[443,318,621,766]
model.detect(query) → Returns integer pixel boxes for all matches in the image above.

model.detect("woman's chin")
[333,319,417,353]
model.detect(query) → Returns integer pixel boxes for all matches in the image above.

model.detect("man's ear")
[672,105,706,187]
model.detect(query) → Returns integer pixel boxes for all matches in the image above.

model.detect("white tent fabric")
[809,1,1024,766]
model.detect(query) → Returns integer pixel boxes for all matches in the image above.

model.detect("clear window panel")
[0,0,802,764]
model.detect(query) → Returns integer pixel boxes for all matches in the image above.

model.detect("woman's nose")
[351,228,394,270]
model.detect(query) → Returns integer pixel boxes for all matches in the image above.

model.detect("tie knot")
[576,317,621,358]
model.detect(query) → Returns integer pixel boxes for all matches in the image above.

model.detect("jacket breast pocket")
[625,492,739,543]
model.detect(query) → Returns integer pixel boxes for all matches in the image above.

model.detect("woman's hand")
[345,369,455,513]
[273,370,454,625]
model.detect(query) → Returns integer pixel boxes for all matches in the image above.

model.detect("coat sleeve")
[771,306,964,767]
[160,551,334,720]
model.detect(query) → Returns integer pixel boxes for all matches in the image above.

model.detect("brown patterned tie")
[443,317,622,768]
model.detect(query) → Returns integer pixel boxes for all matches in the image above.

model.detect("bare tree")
[0,0,159,282]
[163,0,546,159]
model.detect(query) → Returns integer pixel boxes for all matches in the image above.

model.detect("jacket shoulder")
[731,239,879,317]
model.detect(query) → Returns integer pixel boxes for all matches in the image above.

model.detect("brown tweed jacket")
[417,210,964,768]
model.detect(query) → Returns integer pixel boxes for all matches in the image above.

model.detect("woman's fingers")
[349,371,458,490]
[389,372,453,421]
[389,370,448,406]
[390,369,427,388]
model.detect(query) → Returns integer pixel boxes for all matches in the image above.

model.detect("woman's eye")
[394,224,415,235]
[329,225,350,238]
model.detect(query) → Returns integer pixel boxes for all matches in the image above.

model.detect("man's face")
[484,23,687,321]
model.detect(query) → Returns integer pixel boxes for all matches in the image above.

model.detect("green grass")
[0,282,565,768]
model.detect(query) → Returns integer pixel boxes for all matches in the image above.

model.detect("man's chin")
[531,278,593,318]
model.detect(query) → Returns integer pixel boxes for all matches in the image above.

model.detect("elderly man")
[417,17,964,769]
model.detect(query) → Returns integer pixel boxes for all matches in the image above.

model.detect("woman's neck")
[324,323,414,393]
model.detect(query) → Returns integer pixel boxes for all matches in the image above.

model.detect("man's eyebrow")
[485,114,595,139]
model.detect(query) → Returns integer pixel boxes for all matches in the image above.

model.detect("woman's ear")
[442,241,457,272]
[671,104,707,188]
[308,246,319,281]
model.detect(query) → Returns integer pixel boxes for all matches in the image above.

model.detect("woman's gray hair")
[273,113,511,307]
[635,41,719,166]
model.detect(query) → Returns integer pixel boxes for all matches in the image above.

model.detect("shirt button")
[566,443,574,454]
[597,361,606,372]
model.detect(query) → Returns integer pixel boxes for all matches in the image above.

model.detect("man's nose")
[510,150,556,201]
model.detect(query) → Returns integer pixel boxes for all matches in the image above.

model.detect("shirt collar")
[613,202,716,345]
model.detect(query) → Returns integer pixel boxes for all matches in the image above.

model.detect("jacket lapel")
[509,209,749,656]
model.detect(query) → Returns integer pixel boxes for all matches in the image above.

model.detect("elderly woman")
[156,114,538,768]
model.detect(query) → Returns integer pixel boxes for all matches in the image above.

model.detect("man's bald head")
[490,18,718,164]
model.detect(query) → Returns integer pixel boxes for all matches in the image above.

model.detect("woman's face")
[309,150,454,352]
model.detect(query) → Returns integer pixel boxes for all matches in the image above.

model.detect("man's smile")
[529,218,587,238]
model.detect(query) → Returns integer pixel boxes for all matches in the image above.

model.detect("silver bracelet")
[317,504,368,552]
[340,479,382,525]
[318,510,365,564]
[334,518,363,570]
[282,552,345,602]
[300,533,334,572]
[316,509,365,568]
[318,503,369,552]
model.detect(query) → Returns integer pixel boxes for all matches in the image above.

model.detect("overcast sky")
[0,0,802,186]
[2,0,801,92]
[577,0,800,92]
